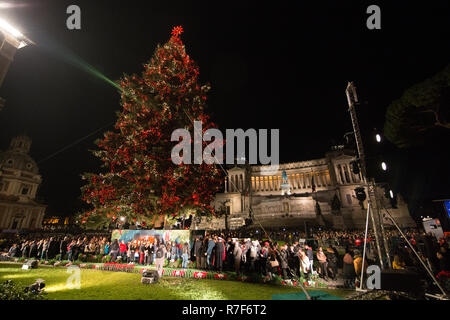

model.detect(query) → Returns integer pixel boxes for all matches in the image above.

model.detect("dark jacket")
[194,239,202,258]
[279,249,289,269]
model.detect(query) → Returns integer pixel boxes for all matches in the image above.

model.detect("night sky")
[0,1,449,218]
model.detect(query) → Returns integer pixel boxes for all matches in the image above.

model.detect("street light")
[389,190,394,199]
[375,134,382,143]
[381,162,387,171]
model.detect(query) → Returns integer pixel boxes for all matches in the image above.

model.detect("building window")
[21,186,30,195]
[346,194,352,205]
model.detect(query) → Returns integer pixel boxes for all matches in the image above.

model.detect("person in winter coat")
[316,247,329,280]
[279,245,290,279]
[353,250,368,280]
[119,240,127,260]
[232,240,242,276]
[155,242,167,277]
[110,239,119,262]
[206,237,216,269]
[8,244,18,257]
[305,245,314,276]
[181,242,190,269]
[215,237,225,272]
[59,237,69,261]
[343,250,356,288]
[193,237,202,267]
[260,242,270,276]
[29,241,37,258]
[248,241,259,272]
[326,247,338,280]
[199,237,207,269]
[299,250,310,276]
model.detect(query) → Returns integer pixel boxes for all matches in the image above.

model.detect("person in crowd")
[181,242,190,269]
[353,250,368,288]
[8,243,18,257]
[104,241,110,256]
[110,239,119,262]
[248,240,259,272]
[436,250,450,274]
[279,244,289,279]
[299,249,310,277]
[67,239,75,261]
[326,247,338,280]
[260,242,270,276]
[199,237,207,269]
[29,241,37,259]
[316,247,329,280]
[232,239,242,276]
[215,237,225,272]
[206,236,216,269]
[155,242,166,277]
[393,254,406,270]
[193,237,201,268]
[343,250,356,288]
[119,240,127,260]
[305,245,314,276]
[59,236,68,261]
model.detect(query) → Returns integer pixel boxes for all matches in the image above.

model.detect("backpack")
[156,247,163,259]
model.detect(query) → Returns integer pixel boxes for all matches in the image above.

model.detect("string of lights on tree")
[79,26,223,229]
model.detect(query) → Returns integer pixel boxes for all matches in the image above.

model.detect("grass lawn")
[0,263,352,300]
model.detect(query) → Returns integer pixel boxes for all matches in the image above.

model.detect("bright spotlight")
[0,17,34,48]
[389,190,394,199]
[381,162,387,171]
[120,216,125,222]
[375,134,381,143]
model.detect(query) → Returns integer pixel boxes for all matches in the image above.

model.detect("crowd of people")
[1,226,449,290]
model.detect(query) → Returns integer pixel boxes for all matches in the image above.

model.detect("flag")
[311,173,316,192]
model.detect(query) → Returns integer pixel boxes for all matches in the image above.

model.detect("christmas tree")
[80,26,222,229]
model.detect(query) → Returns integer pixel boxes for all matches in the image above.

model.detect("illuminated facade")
[0,135,46,230]
[192,147,416,230]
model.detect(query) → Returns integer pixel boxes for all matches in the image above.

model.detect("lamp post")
[0,17,34,110]
[345,82,385,290]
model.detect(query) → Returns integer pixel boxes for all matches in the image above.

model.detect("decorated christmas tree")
[80,26,222,229]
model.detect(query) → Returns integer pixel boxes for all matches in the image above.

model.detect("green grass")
[0,263,352,300]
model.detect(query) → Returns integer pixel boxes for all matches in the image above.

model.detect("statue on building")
[281,170,291,196]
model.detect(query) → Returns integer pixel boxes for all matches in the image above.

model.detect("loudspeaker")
[141,269,160,284]
[22,260,38,269]
[380,270,422,293]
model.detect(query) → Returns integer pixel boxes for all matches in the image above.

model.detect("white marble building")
[192,147,416,230]
[0,136,46,230]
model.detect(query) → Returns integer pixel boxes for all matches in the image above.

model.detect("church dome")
[0,135,39,174]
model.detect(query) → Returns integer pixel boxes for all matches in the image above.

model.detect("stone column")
[37,210,45,229]
[335,165,342,184]
[345,164,353,183]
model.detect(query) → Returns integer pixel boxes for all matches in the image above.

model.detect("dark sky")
[0,0,449,217]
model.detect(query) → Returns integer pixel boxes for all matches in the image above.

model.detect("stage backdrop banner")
[111,229,191,245]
